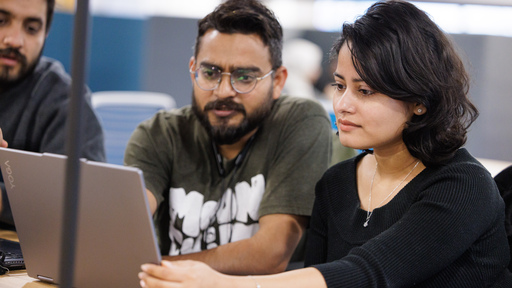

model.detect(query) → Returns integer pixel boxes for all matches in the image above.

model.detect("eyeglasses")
[190,64,274,94]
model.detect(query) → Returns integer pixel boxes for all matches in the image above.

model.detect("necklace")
[363,160,420,227]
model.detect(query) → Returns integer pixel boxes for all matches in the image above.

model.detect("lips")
[0,56,19,66]
[337,119,360,132]
[213,107,236,117]
[0,49,23,67]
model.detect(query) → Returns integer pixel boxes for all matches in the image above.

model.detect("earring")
[417,108,423,113]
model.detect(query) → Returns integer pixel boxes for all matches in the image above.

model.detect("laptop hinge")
[37,275,55,283]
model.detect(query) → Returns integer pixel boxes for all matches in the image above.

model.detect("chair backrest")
[92,91,176,165]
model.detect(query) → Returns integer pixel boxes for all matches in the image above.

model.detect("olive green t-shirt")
[125,96,332,255]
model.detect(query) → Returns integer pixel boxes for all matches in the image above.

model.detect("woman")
[138,1,512,287]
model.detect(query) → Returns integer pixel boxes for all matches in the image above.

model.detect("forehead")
[196,30,271,69]
[335,43,358,76]
[0,0,47,22]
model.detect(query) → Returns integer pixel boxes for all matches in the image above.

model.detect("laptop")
[0,147,161,287]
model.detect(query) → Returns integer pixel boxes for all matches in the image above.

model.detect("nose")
[215,73,237,98]
[3,26,24,48]
[333,89,355,115]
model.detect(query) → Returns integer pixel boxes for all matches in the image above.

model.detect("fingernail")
[140,279,146,287]
[162,260,173,267]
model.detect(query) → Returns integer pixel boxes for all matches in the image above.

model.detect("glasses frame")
[190,64,274,94]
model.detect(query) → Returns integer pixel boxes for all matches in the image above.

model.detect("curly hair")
[331,0,478,166]
[194,0,283,70]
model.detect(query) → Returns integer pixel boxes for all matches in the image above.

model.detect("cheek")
[365,102,408,130]
[332,92,343,111]
[25,37,45,59]
[193,90,212,109]
[378,112,410,137]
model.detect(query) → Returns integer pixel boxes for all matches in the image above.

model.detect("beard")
[0,47,41,87]
[192,86,275,145]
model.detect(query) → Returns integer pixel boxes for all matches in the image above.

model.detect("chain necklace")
[363,160,420,227]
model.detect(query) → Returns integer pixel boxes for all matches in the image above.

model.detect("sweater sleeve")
[304,178,329,266]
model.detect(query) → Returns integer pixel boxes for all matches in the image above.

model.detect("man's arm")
[162,213,308,275]
[146,189,157,215]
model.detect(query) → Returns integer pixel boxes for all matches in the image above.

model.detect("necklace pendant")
[363,220,369,227]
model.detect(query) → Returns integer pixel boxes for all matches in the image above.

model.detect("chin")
[338,137,364,151]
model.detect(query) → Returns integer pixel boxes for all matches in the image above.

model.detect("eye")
[233,70,256,83]
[200,67,220,80]
[25,21,43,35]
[0,15,8,26]
[359,89,375,96]
[331,83,346,91]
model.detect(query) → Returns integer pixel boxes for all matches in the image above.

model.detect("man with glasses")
[125,0,331,275]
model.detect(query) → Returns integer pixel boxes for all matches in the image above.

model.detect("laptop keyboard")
[0,238,25,272]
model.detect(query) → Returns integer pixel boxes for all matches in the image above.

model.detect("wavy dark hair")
[46,0,56,33]
[331,0,478,166]
[194,0,283,70]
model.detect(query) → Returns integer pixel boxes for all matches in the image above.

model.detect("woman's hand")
[139,260,225,288]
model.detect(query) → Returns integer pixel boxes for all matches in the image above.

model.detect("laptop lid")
[0,147,161,287]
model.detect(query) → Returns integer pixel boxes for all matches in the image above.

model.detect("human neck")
[372,147,419,176]
[217,129,258,160]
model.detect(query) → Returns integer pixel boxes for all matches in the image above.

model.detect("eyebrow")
[200,61,262,73]
[25,17,44,25]
[333,72,365,83]
[0,9,44,25]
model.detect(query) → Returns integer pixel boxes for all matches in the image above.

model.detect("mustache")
[204,99,245,113]
[0,47,26,63]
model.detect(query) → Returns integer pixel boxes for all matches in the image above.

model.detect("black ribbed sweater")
[305,149,512,287]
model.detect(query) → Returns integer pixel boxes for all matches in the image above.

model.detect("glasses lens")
[196,66,221,90]
[231,70,257,93]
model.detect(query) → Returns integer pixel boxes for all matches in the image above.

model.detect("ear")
[189,57,196,83]
[413,103,427,115]
[271,66,287,100]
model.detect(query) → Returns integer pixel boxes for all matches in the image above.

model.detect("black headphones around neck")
[211,133,256,178]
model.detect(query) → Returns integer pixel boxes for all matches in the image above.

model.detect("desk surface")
[0,230,53,288]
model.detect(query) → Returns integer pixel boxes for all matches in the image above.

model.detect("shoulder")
[418,149,501,207]
[136,106,206,141]
[263,96,331,133]
[33,57,70,83]
[271,96,329,118]
[495,165,512,192]
[139,106,195,128]
[29,57,75,102]
[428,149,494,185]
[317,153,363,189]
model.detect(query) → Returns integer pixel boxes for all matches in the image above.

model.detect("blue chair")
[92,91,176,165]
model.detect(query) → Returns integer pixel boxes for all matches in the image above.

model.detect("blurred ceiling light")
[76,0,512,38]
